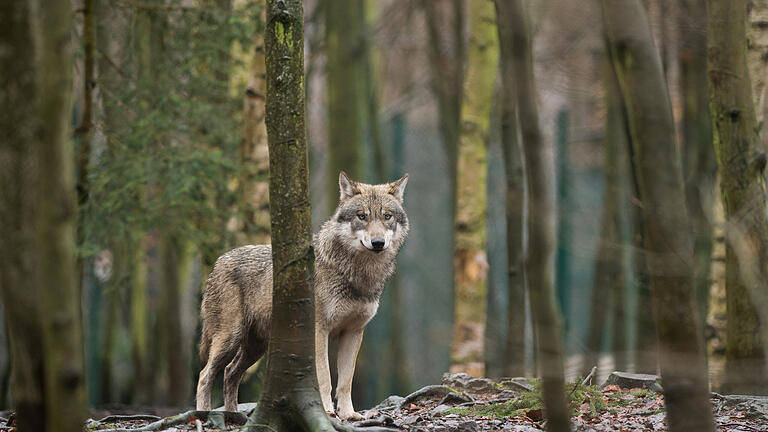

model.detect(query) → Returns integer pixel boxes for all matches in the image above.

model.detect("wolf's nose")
[371,238,385,250]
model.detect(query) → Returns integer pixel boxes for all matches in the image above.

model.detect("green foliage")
[82,1,264,275]
[447,379,607,419]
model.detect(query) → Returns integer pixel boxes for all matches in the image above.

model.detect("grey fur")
[196,173,409,420]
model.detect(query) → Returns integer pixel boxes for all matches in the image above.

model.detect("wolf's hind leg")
[335,329,364,421]
[196,339,237,411]
[223,342,266,412]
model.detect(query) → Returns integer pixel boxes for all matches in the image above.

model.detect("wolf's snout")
[371,237,385,251]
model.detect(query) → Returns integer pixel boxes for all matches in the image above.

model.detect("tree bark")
[633,201,657,374]
[493,0,526,379]
[707,0,768,394]
[239,3,271,246]
[748,0,768,128]
[601,0,715,430]
[326,0,366,211]
[0,0,87,431]
[34,0,87,423]
[0,1,47,428]
[680,0,716,335]
[246,0,334,430]
[500,1,570,430]
[129,235,150,404]
[554,110,572,333]
[75,0,96,294]
[160,234,190,405]
[454,0,497,371]
[421,0,465,378]
[585,58,629,377]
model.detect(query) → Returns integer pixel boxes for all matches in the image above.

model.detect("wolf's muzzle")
[371,237,385,252]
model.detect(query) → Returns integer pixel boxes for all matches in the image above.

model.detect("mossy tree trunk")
[454,0,498,369]
[246,0,334,430]
[160,233,190,405]
[606,67,631,373]
[239,3,271,246]
[707,0,768,394]
[748,0,768,133]
[584,58,629,377]
[75,0,96,294]
[0,1,48,429]
[601,0,715,430]
[493,0,526,379]
[680,0,716,334]
[422,0,466,375]
[326,0,366,212]
[0,1,87,431]
[500,1,570,430]
[129,234,150,404]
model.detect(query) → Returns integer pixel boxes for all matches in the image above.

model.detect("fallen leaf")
[602,385,621,393]
[409,403,419,411]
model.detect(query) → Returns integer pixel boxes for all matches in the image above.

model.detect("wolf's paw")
[337,410,364,421]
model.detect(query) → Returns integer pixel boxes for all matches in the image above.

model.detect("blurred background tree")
[1,0,768,422]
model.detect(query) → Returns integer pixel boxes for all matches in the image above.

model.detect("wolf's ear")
[388,173,409,202]
[339,171,360,201]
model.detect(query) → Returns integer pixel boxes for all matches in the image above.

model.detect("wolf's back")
[199,245,273,365]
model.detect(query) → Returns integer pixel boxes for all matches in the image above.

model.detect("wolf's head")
[329,171,409,255]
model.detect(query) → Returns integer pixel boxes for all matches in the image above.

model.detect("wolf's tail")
[199,327,211,368]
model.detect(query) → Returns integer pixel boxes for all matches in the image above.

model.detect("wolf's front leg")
[315,326,334,413]
[335,329,365,421]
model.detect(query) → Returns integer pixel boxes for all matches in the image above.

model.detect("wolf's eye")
[357,213,366,221]
[384,214,392,220]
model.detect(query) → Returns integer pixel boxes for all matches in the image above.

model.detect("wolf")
[195,172,409,420]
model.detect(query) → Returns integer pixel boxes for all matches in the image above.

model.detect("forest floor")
[30,372,768,431]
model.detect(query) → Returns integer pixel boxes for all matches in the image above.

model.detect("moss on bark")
[246,1,334,430]
[707,0,768,395]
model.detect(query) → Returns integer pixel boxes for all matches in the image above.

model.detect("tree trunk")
[454,0,497,372]
[75,0,95,294]
[601,0,715,430]
[0,1,87,431]
[499,1,570,430]
[0,1,47,428]
[326,0,366,211]
[246,0,334,430]
[633,204,657,374]
[160,234,190,405]
[422,0,465,378]
[129,235,150,404]
[680,0,716,336]
[707,0,768,394]
[585,58,629,377]
[748,0,768,128]
[34,0,87,424]
[554,110,572,333]
[239,3,271,246]
[99,280,118,402]
[493,0,526,379]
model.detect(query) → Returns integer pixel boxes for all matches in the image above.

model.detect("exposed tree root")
[350,415,395,428]
[89,410,247,431]
[398,385,454,409]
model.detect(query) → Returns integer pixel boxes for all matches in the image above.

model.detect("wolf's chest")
[323,297,379,336]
